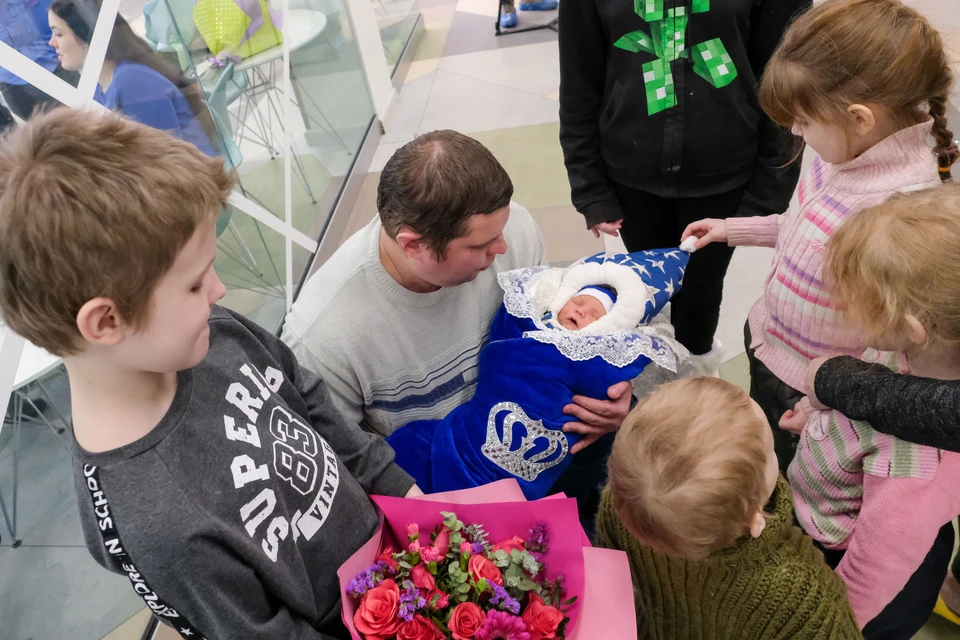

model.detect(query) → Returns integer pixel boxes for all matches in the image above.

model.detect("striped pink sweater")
[788,351,960,628]
[726,120,941,391]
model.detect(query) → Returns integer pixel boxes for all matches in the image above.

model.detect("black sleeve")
[815,356,960,452]
[558,0,626,229]
[738,0,811,218]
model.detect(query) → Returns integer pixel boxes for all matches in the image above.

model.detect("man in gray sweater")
[283,130,632,526]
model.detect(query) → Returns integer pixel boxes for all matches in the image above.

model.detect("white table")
[0,326,66,548]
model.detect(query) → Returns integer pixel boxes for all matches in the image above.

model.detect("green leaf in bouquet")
[521,554,541,576]
[441,511,458,528]
[476,578,489,593]
[492,550,510,568]
[562,596,579,606]
[517,576,538,591]
[457,572,469,584]
[399,560,412,570]
[450,532,464,546]
[457,582,472,594]
[504,563,525,580]
[431,616,450,633]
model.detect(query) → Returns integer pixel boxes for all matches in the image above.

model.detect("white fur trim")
[548,262,652,334]
[680,236,698,253]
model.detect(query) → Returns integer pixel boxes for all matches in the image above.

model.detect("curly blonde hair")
[826,182,960,350]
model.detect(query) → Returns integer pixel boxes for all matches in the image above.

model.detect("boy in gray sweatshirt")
[0,109,419,639]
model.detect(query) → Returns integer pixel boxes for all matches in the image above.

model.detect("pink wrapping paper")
[337,481,637,640]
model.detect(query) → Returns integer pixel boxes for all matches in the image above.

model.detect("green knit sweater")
[597,477,862,640]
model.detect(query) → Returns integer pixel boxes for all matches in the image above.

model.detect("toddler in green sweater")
[597,377,861,639]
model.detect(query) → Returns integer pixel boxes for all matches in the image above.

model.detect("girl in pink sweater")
[681,0,956,473]
[780,185,960,638]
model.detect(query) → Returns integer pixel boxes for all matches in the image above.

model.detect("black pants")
[0,65,79,121]
[548,432,615,543]
[614,182,746,355]
[819,522,953,640]
[745,321,803,474]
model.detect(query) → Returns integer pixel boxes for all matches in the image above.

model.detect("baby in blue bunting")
[386,246,692,499]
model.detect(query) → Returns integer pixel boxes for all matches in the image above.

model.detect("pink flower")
[468,554,503,586]
[409,539,421,554]
[427,589,450,610]
[449,602,486,639]
[397,614,445,640]
[521,593,564,640]
[407,524,419,538]
[460,542,474,555]
[421,546,441,563]
[434,527,451,556]
[474,610,531,640]
[354,578,402,640]
[378,546,399,572]
[411,564,436,592]
[492,536,526,554]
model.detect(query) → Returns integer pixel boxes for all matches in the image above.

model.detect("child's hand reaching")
[681,218,728,249]
[779,398,811,434]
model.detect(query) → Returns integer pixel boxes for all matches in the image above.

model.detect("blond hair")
[607,377,769,560]
[759,0,957,179]
[0,108,235,356]
[826,183,960,350]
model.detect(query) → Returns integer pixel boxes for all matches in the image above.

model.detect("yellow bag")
[193,0,283,60]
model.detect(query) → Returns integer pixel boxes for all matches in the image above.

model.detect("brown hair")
[50,0,219,149]
[826,182,960,350]
[607,377,770,560]
[0,108,235,356]
[759,0,957,180]
[377,130,514,259]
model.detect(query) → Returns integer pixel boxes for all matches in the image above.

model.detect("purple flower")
[398,580,426,622]
[474,610,531,640]
[346,561,391,598]
[489,584,521,615]
[526,521,550,554]
[472,542,486,555]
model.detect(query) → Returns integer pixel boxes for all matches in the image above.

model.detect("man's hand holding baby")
[563,381,633,453]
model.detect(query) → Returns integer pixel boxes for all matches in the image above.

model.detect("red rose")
[397,614,444,640]
[434,527,451,556]
[492,535,526,554]
[411,564,436,592]
[378,546,400,572]
[354,578,402,640]
[448,602,486,640]
[521,593,564,640]
[468,554,503,586]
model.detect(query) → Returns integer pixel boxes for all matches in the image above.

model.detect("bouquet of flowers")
[339,480,638,640]
[347,512,575,640]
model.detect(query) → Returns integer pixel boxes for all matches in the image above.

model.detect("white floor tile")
[418,69,559,135]
[370,139,413,171]
[382,71,437,143]
[439,41,561,97]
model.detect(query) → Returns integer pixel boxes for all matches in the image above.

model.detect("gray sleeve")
[282,324,367,430]
[244,312,414,496]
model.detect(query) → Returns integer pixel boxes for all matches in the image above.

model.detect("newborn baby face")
[558,295,608,330]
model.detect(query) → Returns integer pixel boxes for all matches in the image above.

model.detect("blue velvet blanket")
[387,248,690,499]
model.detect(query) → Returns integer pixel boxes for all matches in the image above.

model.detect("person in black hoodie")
[559,0,809,372]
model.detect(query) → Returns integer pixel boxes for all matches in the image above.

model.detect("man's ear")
[904,314,928,346]
[847,104,878,137]
[395,229,428,260]
[76,298,127,347]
